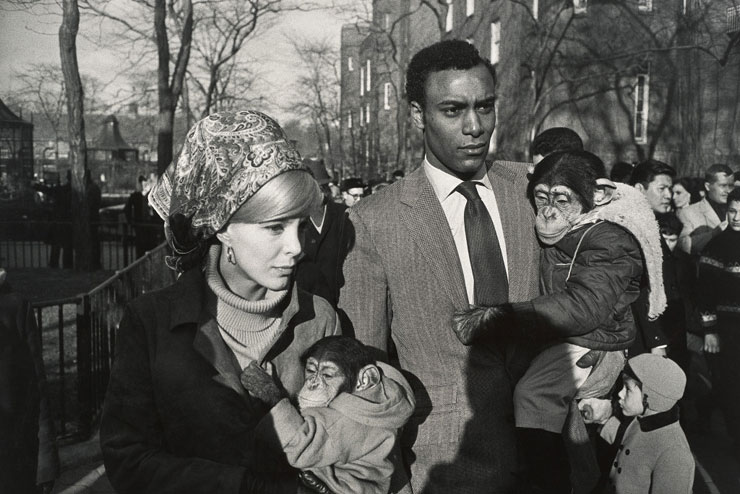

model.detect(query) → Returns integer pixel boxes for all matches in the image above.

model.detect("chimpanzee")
[453,150,666,493]
[240,335,415,494]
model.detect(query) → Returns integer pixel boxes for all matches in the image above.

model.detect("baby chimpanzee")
[240,335,415,494]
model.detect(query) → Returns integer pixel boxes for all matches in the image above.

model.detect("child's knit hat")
[625,354,686,413]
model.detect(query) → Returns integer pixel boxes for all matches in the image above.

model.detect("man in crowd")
[124,175,162,259]
[339,39,540,493]
[340,177,365,207]
[678,164,735,255]
[697,187,740,463]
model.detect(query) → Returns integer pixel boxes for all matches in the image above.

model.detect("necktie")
[456,181,509,306]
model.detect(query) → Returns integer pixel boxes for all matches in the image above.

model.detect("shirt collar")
[422,156,492,203]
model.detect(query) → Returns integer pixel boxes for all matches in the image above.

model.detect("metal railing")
[0,220,162,270]
[31,242,176,441]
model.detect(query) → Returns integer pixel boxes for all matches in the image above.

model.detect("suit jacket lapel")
[488,162,532,303]
[400,167,468,307]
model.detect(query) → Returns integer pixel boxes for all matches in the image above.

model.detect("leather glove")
[240,361,286,408]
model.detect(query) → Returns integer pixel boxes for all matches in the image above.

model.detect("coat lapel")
[400,167,468,307]
[488,161,534,303]
[192,317,246,397]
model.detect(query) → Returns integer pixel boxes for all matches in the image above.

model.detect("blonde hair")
[229,170,321,224]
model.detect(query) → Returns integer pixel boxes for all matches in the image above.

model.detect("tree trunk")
[59,0,92,271]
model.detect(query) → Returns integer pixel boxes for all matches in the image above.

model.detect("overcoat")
[100,268,340,494]
[678,198,722,254]
[339,161,540,493]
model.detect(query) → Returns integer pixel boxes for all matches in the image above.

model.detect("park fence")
[31,242,176,442]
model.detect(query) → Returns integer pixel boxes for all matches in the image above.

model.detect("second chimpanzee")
[240,335,415,494]
[454,151,666,493]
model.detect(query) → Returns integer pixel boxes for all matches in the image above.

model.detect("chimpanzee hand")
[452,304,511,345]
[240,361,286,408]
[299,471,334,494]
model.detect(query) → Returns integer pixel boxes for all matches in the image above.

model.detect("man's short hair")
[628,159,676,188]
[530,127,583,158]
[704,164,734,184]
[405,39,496,108]
[728,187,740,205]
[657,212,683,237]
[609,161,634,184]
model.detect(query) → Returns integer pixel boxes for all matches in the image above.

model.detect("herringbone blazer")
[339,161,540,493]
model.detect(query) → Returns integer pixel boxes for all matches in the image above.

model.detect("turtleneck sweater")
[204,245,288,369]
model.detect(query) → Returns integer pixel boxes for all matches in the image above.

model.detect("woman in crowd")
[100,110,340,494]
[672,177,703,221]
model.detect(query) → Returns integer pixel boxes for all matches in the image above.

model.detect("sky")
[0,1,356,123]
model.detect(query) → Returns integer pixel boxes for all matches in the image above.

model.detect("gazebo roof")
[0,98,33,127]
[92,115,136,151]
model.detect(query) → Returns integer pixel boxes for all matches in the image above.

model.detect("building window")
[573,0,587,15]
[360,67,365,96]
[634,73,649,144]
[384,13,391,30]
[348,56,353,71]
[637,0,652,12]
[533,0,539,20]
[348,112,353,129]
[366,104,371,124]
[490,21,501,65]
[384,82,392,110]
[446,0,454,32]
[360,106,364,127]
[728,6,740,33]
[366,59,371,91]
[466,0,474,17]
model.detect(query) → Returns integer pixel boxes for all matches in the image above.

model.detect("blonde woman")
[101,111,340,494]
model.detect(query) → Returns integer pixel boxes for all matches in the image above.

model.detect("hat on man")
[624,354,686,413]
[341,177,365,192]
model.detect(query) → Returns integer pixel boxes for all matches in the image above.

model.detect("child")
[580,354,694,494]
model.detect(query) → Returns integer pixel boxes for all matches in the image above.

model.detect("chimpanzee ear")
[410,102,425,131]
[593,178,617,207]
[355,364,381,392]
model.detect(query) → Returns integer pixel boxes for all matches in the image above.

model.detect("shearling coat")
[100,268,340,494]
[339,161,540,493]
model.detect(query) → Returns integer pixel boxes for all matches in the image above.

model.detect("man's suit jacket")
[678,198,722,255]
[339,161,540,493]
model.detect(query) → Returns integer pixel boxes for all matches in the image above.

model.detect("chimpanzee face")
[533,183,586,245]
[297,357,350,410]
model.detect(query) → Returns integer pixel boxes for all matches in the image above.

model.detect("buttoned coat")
[338,161,540,493]
[678,198,722,255]
[100,268,340,494]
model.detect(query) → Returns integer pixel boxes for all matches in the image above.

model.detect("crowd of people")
[5,37,739,494]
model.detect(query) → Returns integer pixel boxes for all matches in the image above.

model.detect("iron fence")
[31,242,176,441]
[0,220,162,270]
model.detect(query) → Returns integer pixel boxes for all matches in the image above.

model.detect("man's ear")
[634,182,646,194]
[704,181,711,193]
[355,364,381,392]
[410,101,425,131]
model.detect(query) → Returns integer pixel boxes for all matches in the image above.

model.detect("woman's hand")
[240,361,286,407]
[578,398,613,425]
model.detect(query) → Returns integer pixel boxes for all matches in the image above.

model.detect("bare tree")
[59,0,93,270]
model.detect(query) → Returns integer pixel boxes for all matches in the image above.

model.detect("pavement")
[50,417,740,494]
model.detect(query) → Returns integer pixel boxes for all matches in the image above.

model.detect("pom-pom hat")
[624,354,686,413]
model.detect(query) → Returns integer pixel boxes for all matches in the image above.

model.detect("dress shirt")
[423,158,509,304]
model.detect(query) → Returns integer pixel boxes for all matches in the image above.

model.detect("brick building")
[339,0,740,177]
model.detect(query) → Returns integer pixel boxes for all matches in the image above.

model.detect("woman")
[100,111,340,494]
[672,177,702,222]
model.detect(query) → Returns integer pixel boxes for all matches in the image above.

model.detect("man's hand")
[650,346,667,357]
[578,398,613,425]
[704,333,721,354]
[240,361,286,407]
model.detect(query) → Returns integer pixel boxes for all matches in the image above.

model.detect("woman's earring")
[226,246,236,265]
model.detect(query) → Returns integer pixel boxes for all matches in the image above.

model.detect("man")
[340,177,365,207]
[697,187,740,462]
[530,126,583,167]
[628,160,679,360]
[296,161,350,308]
[678,163,735,255]
[124,175,161,259]
[339,40,540,493]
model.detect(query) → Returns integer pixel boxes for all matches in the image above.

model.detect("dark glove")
[240,361,286,408]
[452,304,515,345]
[299,471,334,494]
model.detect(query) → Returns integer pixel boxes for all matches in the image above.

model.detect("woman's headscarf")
[149,110,306,272]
